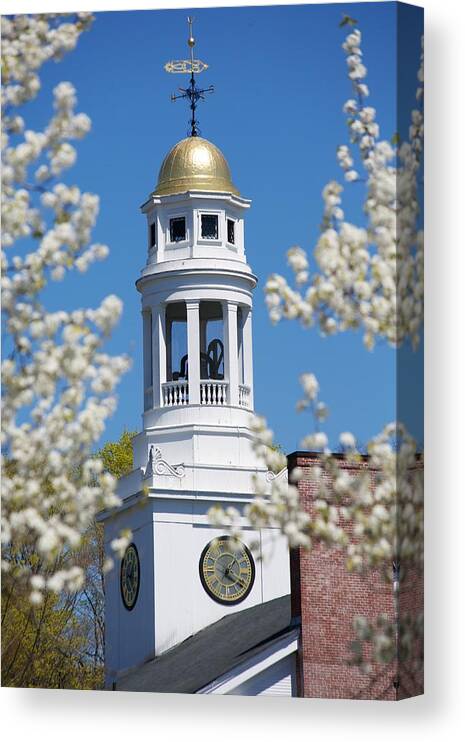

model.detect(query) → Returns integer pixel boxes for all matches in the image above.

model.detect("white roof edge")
[196,627,299,695]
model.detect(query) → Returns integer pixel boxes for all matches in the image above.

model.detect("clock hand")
[222,559,236,579]
[223,564,247,587]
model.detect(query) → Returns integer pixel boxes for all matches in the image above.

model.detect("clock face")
[120,543,140,611]
[199,536,255,605]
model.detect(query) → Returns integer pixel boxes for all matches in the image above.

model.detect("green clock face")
[120,544,140,610]
[199,536,255,605]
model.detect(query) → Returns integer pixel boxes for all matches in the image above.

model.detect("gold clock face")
[199,536,255,605]
[120,544,140,610]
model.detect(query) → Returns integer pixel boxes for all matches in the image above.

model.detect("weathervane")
[164,17,214,137]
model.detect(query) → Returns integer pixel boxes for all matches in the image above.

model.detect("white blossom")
[300,373,319,400]
[340,431,356,449]
[264,27,423,351]
[1,13,131,597]
[211,25,423,676]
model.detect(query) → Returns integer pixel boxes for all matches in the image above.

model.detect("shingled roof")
[113,594,293,694]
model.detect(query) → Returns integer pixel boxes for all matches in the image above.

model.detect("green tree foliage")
[2,558,103,689]
[1,430,136,689]
[97,429,136,479]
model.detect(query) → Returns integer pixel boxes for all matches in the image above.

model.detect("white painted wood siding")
[226,654,296,697]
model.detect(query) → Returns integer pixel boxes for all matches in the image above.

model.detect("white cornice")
[141,190,251,213]
[136,262,258,289]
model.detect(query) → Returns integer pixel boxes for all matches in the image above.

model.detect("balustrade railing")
[162,380,189,407]
[200,380,228,405]
[160,381,251,408]
[239,384,251,408]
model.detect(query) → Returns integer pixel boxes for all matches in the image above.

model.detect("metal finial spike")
[164,18,214,137]
[187,17,195,49]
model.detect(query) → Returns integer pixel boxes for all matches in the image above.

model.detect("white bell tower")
[101,23,290,689]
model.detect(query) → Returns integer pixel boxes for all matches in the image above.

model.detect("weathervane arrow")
[164,17,214,137]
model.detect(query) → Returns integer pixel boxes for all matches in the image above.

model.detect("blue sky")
[18,2,423,453]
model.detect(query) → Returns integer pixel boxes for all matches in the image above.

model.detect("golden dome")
[154,137,239,196]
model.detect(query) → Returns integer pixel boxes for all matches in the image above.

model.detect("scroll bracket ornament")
[144,446,186,479]
[265,467,288,484]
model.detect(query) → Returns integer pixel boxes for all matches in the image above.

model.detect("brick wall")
[288,451,423,701]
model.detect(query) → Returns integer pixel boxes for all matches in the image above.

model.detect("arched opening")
[199,301,224,380]
[166,302,187,381]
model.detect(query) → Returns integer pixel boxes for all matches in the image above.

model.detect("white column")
[186,301,200,404]
[224,302,239,406]
[143,309,152,410]
[152,304,166,408]
[242,306,254,409]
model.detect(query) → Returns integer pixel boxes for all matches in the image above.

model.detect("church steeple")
[101,18,290,689]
